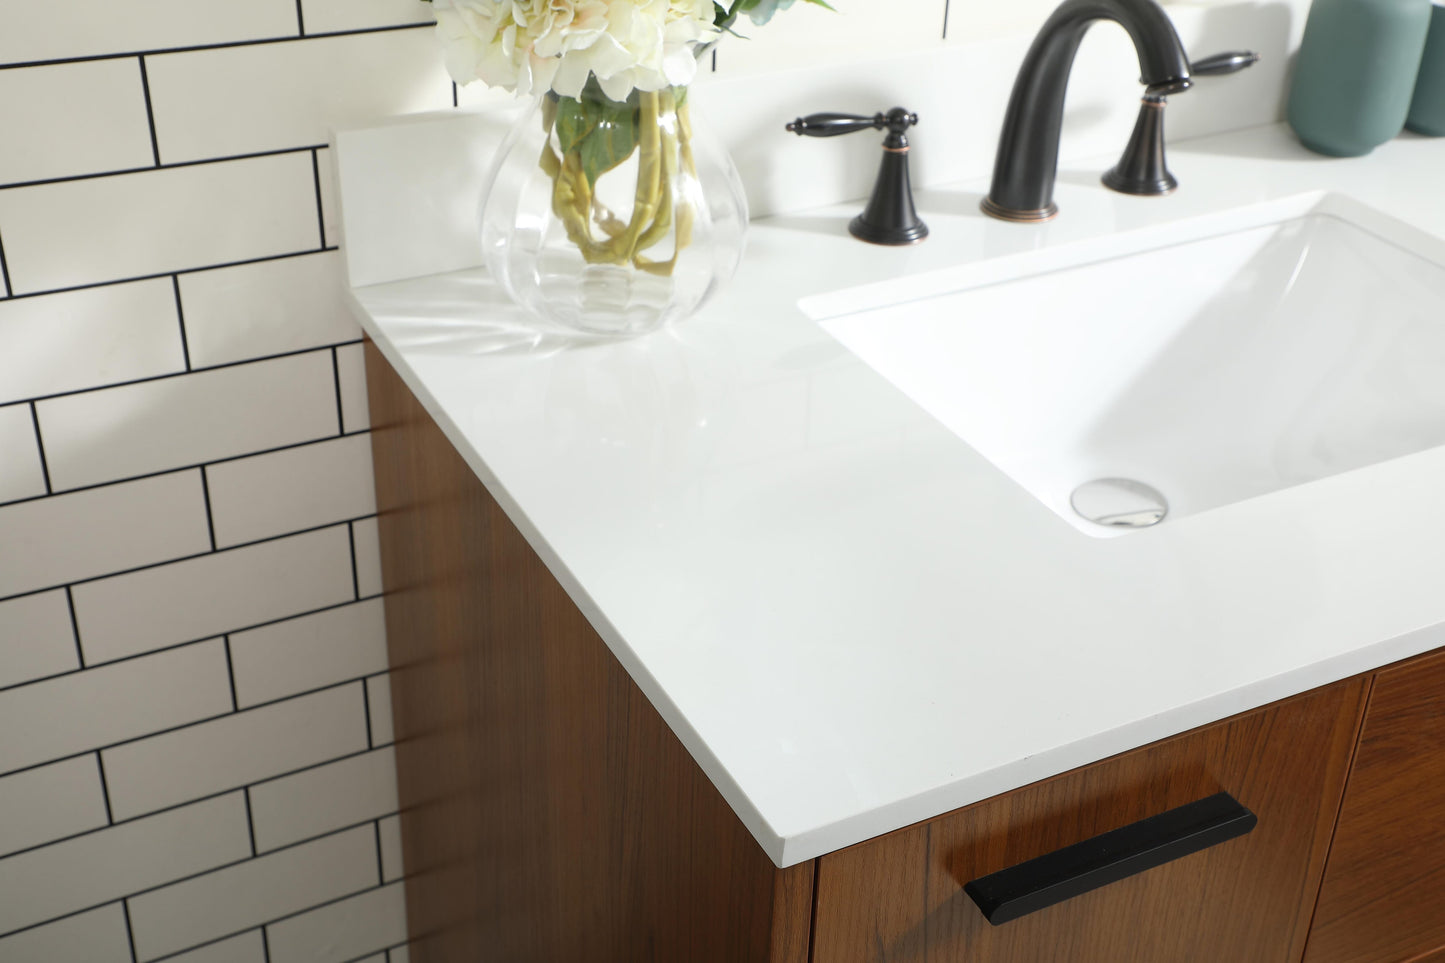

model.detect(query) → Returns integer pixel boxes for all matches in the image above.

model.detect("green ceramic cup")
[1408,2,1445,135]
[1288,0,1433,156]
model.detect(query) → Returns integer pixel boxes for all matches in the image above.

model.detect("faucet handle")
[787,112,886,137]
[785,107,928,246]
[786,110,919,139]
[1189,51,1261,76]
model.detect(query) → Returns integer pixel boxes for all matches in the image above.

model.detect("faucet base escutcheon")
[979,197,1059,223]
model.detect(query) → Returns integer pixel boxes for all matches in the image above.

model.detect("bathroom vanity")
[345,115,1445,961]
[365,340,1445,962]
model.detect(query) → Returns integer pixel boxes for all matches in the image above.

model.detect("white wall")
[0,2,441,961]
[0,1,1309,960]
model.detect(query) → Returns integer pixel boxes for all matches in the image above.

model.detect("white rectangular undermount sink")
[803,194,1445,537]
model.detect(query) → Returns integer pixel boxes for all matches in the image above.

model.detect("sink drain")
[1070,478,1169,529]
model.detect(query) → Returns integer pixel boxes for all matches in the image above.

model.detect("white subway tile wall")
[228,599,388,709]
[177,253,360,369]
[0,793,253,935]
[0,589,77,688]
[164,931,269,963]
[0,154,321,294]
[0,280,186,405]
[300,0,435,35]
[0,403,46,503]
[336,342,372,434]
[101,684,370,821]
[0,60,155,187]
[0,640,232,773]
[0,5,415,957]
[36,350,340,491]
[377,815,404,884]
[248,748,399,853]
[206,435,377,549]
[146,32,453,164]
[0,470,212,598]
[365,675,397,748]
[127,825,379,961]
[264,883,407,963]
[71,525,356,665]
[0,756,110,859]
[351,517,385,599]
[0,904,135,963]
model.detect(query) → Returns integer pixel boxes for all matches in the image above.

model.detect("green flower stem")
[540,85,693,277]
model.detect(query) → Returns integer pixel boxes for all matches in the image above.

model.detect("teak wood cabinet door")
[366,344,813,963]
[810,680,1369,963]
[1304,649,1445,963]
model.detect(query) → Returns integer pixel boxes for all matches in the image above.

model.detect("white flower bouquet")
[424,0,829,334]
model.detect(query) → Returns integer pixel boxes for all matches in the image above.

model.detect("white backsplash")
[339,0,1312,288]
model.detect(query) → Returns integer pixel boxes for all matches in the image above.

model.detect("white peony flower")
[433,0,719,101]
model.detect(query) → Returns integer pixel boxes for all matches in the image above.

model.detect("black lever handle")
[1190,51,1261,76]
[786,110,918,138]
[784,107,927,246]
[964,792,1257,925]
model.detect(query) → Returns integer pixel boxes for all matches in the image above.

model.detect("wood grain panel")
[812,679,1369,963]
[1403,946,1445,963]
[1305,650,1445,963]
[364,342,813,963]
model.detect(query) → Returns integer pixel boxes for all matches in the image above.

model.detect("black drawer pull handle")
[963,791,1257,925]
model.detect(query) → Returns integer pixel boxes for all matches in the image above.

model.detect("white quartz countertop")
[348,123,1445,867]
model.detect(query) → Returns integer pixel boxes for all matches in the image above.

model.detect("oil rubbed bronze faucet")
[982,0,1194,223]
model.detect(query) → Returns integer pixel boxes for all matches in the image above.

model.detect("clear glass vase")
[480,79,749,338]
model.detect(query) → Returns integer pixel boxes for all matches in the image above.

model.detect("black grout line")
[341,938,410,963]
[0,425,367,514]
[0,143,328,192]
[331,347,347,436]
[64,587,85,668]
[96,753,115,824]
[0,742,400,861]
[373,820,385,884]
[0,513,376,608]
[348,523,362,602]
[121,900,139,963]
[0,828,401,949]
[144,882,402,963]
[261,926,273,963]
[243,787,259,857]
[223,635,240,711]
[0,228,11,297]
[171,276,192,371]
[362,677,374,749]
[311,149,328,248]
[199,466,219,551]
[26,402,52,495]
[136,57,162,167]
[0,592,384,698]
[0,246,338,303]
[0,337,363,414]
[0,22,434,72]
[295,0,306,36]
[942,0,950,40]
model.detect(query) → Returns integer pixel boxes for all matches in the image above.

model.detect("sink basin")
[803,194,1445,536]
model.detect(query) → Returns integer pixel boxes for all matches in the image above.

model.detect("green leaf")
[554,96,594,156]
[551,88,641,187]
[577,97,639,186]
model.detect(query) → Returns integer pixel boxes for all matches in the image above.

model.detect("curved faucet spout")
[982,0,1192,222]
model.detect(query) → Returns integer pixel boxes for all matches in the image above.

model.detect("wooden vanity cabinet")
[810,680,1367,963]
[1304,649,1445,963]
[365,344,1445,963]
